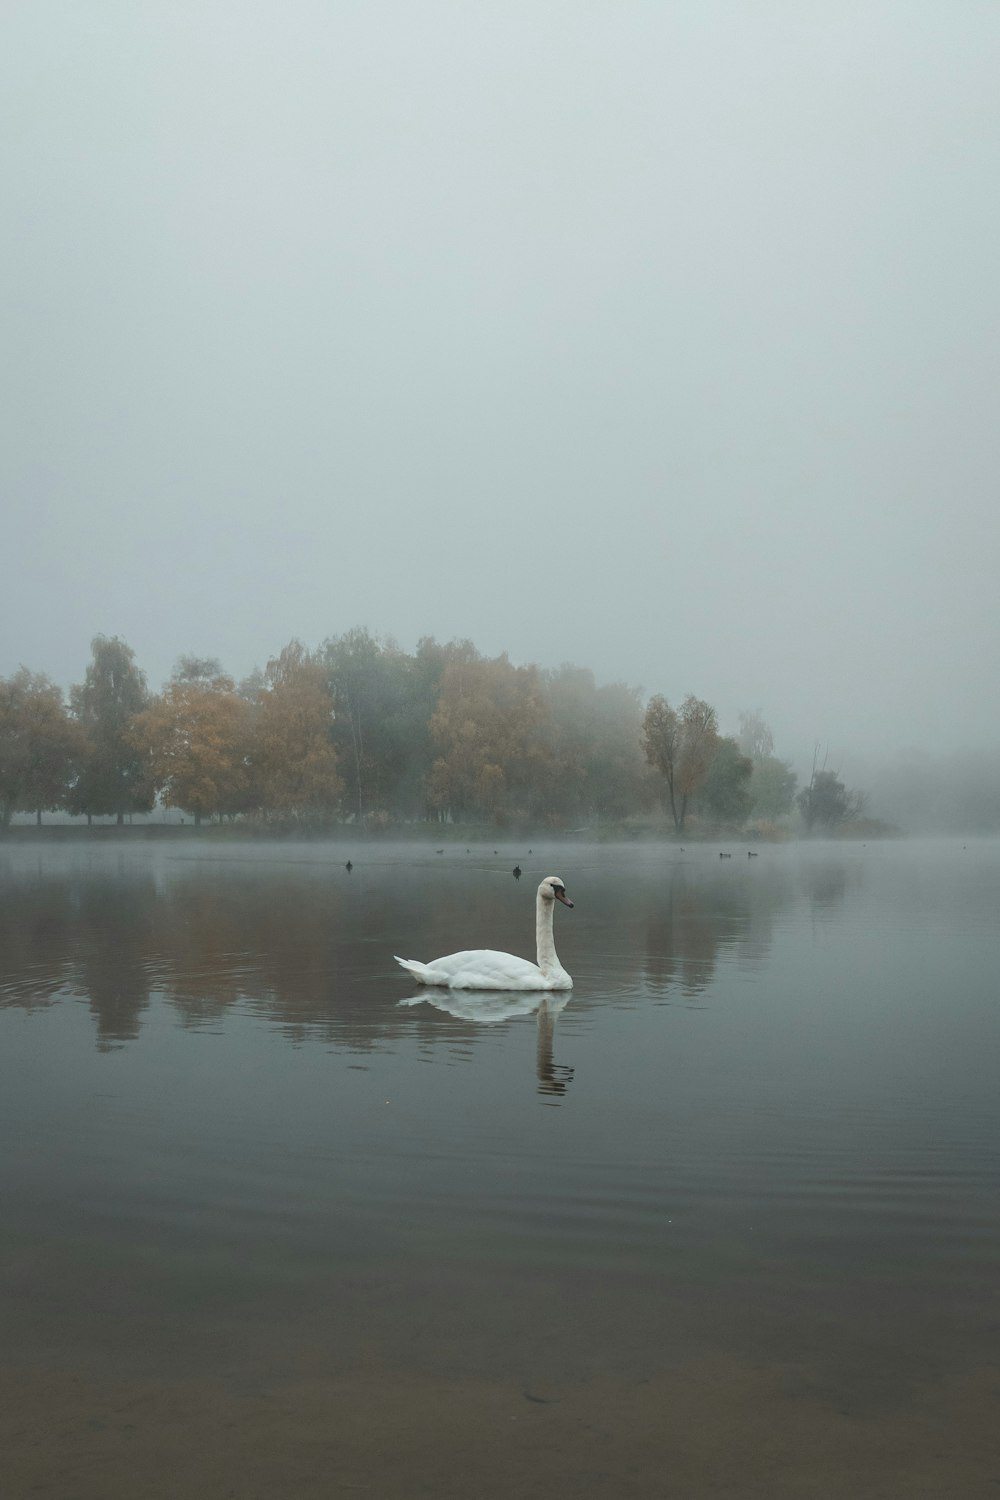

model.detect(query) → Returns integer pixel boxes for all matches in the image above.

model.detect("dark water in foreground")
[1,838,998,1498]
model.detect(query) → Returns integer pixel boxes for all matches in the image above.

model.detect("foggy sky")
[4,1,999,772]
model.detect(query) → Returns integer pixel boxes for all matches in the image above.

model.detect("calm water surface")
[1,839,998,1498]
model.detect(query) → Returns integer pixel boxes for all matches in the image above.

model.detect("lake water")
[1,838,998,1498]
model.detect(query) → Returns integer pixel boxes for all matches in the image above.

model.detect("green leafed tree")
[320,628,413,824]
[797,768,866,831]
[68,636,156,824]
[697,737,754,826]
[172,655,225,684]
[0,669,82,827]
[738,710,775,763]
[748,756,798,821]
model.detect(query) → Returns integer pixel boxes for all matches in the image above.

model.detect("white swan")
[394,876,574,991]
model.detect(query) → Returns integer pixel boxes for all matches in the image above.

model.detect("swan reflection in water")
[398,990,574,1101]
[534,997,575,1098]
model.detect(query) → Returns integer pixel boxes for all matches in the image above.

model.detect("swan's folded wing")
[395,950,482,985]
[396,948,549,990]
[436,948,546,990]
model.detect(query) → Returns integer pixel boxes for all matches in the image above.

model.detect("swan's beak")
[555,890,574,907]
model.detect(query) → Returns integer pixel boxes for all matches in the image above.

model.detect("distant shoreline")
[0,821,898,843]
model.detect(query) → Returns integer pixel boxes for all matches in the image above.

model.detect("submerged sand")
[4,1354,999,1499]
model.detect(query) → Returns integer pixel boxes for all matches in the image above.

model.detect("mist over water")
[3,3,1000,766]
[5,4,1000,1490]
[2,839,998,1495]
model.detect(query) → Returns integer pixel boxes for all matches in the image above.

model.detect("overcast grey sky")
[3,1,999,769]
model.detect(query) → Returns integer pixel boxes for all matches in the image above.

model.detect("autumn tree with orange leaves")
[248,641,342,823]
[642,693,720,833]
[426,655,547,822]
[129,671,251,826]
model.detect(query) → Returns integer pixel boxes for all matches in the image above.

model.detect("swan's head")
[539,876,574,908]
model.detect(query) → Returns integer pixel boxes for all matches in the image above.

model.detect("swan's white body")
[395,876,574,991]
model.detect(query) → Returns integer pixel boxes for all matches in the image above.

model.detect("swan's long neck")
[535,895,560,976]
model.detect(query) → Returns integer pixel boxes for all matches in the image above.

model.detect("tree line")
[0,629,864,833]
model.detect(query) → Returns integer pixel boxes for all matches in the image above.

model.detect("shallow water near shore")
[1,838,998,1497]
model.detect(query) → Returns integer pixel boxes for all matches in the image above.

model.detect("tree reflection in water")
[639,861,799,999]
[73,875,156,1050]
[0,845,854,1050]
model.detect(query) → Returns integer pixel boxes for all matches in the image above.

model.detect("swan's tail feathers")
[395,956,434,984]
